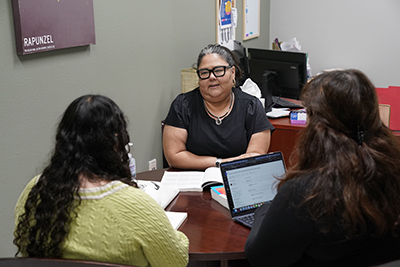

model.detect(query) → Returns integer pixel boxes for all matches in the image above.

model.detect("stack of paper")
[267,108,290,118]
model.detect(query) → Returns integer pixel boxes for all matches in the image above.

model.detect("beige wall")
[0,0,271,257]
[270,0,400,87]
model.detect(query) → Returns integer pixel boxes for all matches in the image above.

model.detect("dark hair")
[196,44,242,87]
[14,95,136,257]
[279,69,400,237]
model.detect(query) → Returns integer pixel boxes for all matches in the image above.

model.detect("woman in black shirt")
[245,69,400,266]
[163,44,273,170]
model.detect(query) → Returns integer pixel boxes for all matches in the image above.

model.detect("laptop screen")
[220,152,286,215]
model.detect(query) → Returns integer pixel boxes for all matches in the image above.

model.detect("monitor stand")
[261,70,277,112]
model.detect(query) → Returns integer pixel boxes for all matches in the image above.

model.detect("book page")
[161,171,205,192]
[201,167,223,188]
[137,180,179,209]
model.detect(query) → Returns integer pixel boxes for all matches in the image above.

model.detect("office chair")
[0,257,138,267]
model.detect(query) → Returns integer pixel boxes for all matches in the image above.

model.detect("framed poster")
[243,0,260,40]
[11,0,95,55]
[216,0,236,47]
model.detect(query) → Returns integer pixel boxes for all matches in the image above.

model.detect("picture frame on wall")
[243,0,260,41]
[11,0,96,55]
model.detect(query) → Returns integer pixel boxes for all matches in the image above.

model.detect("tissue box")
[290,110,307,124]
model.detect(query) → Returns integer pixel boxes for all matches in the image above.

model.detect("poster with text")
[12,0,95,55]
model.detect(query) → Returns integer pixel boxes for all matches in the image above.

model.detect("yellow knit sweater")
[14,176,189,267]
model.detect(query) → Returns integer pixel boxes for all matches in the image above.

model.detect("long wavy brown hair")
[278,69,400,237]
[14,95,136,257]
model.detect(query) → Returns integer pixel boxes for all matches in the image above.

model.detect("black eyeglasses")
[197,65,232,80]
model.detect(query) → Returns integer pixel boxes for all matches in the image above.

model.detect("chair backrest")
[0,258,137,267]
[379,104,391,127]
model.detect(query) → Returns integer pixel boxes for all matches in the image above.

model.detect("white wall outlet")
[149,159,157,171]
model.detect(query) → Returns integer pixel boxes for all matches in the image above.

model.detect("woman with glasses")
[245,69,400,266]
[163,44,274,170]
[14,95,189,267]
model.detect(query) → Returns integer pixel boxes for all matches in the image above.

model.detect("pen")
[151,181,160,190]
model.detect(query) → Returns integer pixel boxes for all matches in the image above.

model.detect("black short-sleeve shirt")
[164,87,274,158]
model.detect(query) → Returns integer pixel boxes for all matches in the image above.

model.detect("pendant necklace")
[203,91,234,126]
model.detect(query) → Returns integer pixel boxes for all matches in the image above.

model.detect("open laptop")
[219,152,286,228]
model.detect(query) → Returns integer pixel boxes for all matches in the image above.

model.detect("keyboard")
[235,213,255,228]
[272,96,303,109]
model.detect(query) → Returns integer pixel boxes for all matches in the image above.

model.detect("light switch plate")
[149,159,157,171]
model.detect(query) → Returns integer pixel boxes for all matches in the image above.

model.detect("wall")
[0,0,270,257]
[270,0,400,87]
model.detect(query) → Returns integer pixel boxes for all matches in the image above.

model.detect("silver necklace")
[203,91,234,125]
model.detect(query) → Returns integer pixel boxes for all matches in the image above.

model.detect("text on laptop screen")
[225,160,285,214]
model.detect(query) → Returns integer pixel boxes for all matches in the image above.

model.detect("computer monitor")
[231,40,250,86]
[248,48,307,100]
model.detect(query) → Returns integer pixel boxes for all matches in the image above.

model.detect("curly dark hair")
[13,95,136,257]
[279,69,400,238]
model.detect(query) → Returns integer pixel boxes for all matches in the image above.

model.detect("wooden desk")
[268,116,305,168]
[268,99,305,168]
[137,169,251,267]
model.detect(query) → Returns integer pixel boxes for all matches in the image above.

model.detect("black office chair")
[0,257,138,267]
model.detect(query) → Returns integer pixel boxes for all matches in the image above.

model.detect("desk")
[136,169,251,267]
[268,115,305,168]
[268,99,305,168]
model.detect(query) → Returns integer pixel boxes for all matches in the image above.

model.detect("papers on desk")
[161,167,223,192]
[165,211,187,230]
[267,108,291,118]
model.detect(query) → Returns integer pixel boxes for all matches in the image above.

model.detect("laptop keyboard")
[272,96,303,109]
[237,213,255,228]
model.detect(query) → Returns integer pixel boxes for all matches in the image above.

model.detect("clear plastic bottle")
[128,153,136,180]
[307,57,312,81]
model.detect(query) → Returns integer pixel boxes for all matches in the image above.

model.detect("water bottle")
[128,153,136,180]
[307,57,312,81]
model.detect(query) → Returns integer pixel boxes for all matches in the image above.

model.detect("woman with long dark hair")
[14,95,188,267]
[245,69,400,266]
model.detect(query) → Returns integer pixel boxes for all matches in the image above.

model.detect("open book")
[160,167,223,192]
[138,180,187,229]
[137,180,179,209]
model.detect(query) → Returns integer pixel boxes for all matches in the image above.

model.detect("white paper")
[137,180,179,209]
[161,171,204,191]
[165,211,187,230]
[161,168,222,192]
[267,108,290,118]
